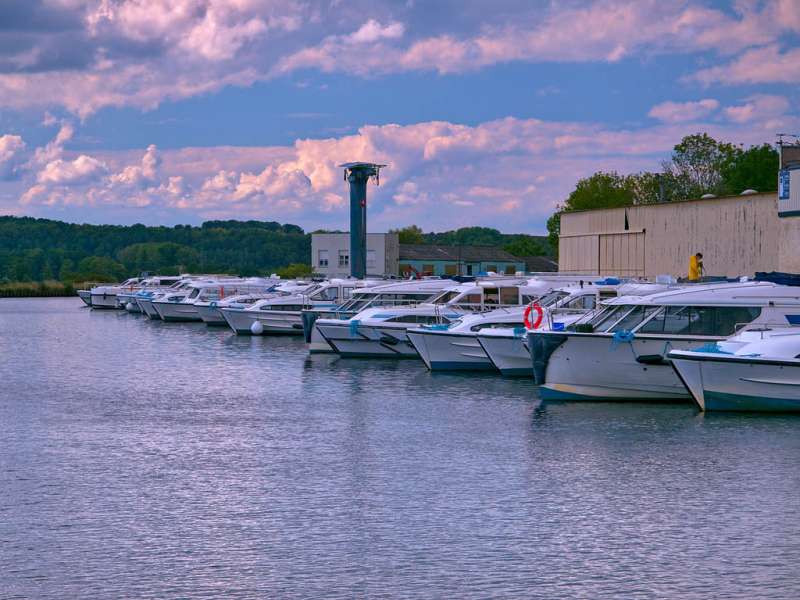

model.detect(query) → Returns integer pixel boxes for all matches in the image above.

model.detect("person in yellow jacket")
[688,252,704,281]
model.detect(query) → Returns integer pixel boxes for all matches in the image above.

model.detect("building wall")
[398,259,525,277]
[311,233,399,277]
[558,193,795,279]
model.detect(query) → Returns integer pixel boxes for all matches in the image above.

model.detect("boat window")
[385,315,448,324]
[563,294,597,310]
[457,293,482,307]
[608,306,661,332]
[535,291,569,307]
[588,305,633,331]
[483,288,500,305]
[471,322,525,332]
[189,288,200,299]
[499,287,519,305]
[311,287,339,301]
[342,287,355,299]
[431,290,459,304]
[638,306,762,336]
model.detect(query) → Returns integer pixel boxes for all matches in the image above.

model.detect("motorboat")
[117,275,184,312]
[137,278,197,319]
[303,278,455,353]
[408,307,528,370]
[77,289,93,306]
[669,329,800,412]
[317,276,605,359]
[193,277,284,325]
[477,281,669,376]
[529,281,800,401]
[152,279,271,322]
[88,278,143,309]
[220,279,373,334]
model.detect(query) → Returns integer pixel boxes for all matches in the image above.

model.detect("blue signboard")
[779,168,790,200]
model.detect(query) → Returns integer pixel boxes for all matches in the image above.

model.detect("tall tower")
[340,162,386,279]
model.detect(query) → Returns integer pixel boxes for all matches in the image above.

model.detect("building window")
[466,265,473,275]
[366,250,376,268]
[486,264,498,273]
[318,249,329,267]
[422,264,435,276]
[338,250,349,267]
[444,264,458,276]
[505,264,516,274]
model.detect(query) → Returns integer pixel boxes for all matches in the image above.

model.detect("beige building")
[311,232,400,277]
[558,192,800,279]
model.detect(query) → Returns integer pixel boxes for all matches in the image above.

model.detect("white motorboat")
[318,276,602,359]
[117,275,184,313]
[530,281,800,401]
[477,281,670,376]
[193,278,283,325]
[153,279,268,322]
[220,279,372,334]
[77,289,93,306]
[669,329,800,412]
[89,278,143,309]
[303,278,455,353]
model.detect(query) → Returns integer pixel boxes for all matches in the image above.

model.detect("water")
[1,298,799,599]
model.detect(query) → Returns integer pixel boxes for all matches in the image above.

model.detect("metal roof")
[399,244,523,262]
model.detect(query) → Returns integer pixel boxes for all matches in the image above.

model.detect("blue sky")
[0,0,798,234]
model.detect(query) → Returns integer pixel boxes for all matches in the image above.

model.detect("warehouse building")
[398,244,526,277]
[310,233,531,277]
[557,141,800,279]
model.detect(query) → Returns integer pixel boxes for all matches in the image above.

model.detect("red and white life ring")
[524,302,544,329]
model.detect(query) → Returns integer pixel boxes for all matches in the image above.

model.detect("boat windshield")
[636,305,762,336]
[188,288,201,299]
[431,290,460,304]
[537,290,569,307]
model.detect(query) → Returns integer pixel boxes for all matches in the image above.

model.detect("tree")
[503,237,548,257]
[663,133,739,198]
[391,224,425,244]
[561,171,634,212]
[75,256,126,282]
[277,263,313,278]
[721,143,779,195]
[546,213,561,258]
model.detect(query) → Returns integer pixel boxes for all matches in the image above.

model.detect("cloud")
[0,134,26,180]
[693,45,800,85]
[723,94,790,124]
[37,154,107,185]
[648,99,719,123]
[12,105,797,231]
[0,0,797,116]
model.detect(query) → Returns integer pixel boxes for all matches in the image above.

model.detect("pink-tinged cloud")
[0,0,797,116]
[724,94,791,124]
[693,45,800,85]
[648,99,719,123]
[0,135,26,180]
[7,106,796,232]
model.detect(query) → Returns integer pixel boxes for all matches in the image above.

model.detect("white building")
[311,232,400,277]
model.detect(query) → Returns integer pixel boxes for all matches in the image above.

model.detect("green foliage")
[546,213,561,258]
[502,236,548,257]
[561,171,635,212]
[0,216,310,282]
[276,263,313,278]
[117,242,201,274]
[663,132,740,197]
[390,224,425,244]
[720,143,779,195]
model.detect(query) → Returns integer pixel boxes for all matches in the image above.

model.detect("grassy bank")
[0,281,79,298]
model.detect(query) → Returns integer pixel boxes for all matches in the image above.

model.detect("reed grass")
[0,281,79,298]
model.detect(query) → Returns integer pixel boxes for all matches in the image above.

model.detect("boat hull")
[195,303,226,325]
[220,308,304,335]
[407,330,495,371]
[317,322,419,358]
[153,301,202,322]
[670,354,800,412]
[137,298,161,319]
[90,293,121,309]
[477,334,532,377]
[534,332,699,401]
[77,290,92,306]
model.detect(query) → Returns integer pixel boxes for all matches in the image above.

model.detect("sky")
[0,0,798,235]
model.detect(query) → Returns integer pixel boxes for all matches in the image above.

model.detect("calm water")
[1,298,799,599]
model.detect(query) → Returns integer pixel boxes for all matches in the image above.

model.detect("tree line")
[0,217,310,283]
[389,225,553,257]
[546,133,779,252]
